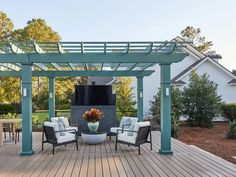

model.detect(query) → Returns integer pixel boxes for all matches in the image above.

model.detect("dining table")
[0,119,21,146]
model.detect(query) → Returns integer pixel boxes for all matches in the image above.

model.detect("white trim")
[175,58,208,81]
[206,58,236,79]
[175,57,236,81]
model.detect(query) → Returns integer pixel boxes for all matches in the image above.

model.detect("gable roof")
[171,36,236,83]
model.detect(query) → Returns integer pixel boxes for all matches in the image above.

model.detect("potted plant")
[83,108,104,132]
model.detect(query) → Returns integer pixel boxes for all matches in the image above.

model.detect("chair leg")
[76,140,78,151]
[52,145,55,155]
[18,132,20,142]
[42,131,44,151]
[150,130,152,150]
[138,146,141,155]
[115,137,118,151]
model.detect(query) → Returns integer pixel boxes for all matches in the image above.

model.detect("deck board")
[0,131,236,177]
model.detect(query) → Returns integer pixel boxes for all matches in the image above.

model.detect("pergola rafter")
[0,41,189,156]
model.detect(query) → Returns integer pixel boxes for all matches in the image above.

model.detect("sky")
[1,0,236,70]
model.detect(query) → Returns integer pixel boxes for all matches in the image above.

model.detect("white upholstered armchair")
[115,121,152,155]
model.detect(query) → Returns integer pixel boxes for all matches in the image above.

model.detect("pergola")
[0,41,188,156]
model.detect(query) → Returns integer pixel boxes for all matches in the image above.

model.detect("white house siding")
[142,54,198,115]
[178,60,236,103]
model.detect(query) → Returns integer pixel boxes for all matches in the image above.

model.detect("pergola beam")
[9,42,48,71]
[0,53,187,64]
[0,70,155,77]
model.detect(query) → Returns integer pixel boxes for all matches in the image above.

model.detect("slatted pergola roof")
[0,41,188,77]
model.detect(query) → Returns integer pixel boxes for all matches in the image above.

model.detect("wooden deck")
[0,131,236,177]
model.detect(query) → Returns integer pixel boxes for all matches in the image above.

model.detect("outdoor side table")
[0,119,20,146]
[81,131,107,144]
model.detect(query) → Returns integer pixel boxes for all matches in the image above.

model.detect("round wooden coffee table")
[81,131,107,144]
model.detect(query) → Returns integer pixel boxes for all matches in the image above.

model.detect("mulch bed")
[178,122,236,164]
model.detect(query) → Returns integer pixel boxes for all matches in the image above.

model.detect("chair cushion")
[51,117,59,124]
[127,124,135,136]
[119,117,131,128]
[134,121,150,132]
[58,117,70,128]
[58,119,66,136]
[118,132,136,144]
[57,132,76,144]
[130,117,138,125]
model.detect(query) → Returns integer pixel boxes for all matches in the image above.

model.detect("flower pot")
[87,122,99,132]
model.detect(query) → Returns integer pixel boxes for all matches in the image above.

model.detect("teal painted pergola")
[0,41,188,156]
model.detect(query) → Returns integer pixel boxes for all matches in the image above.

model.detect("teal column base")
[20,150,35,156]
[159,149,173,155]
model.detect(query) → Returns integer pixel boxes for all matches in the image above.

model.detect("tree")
[11,18,61,42]
[181,26,213,53]
[149,87,183,137]
[0,11,14,41]
[113,77,136,121]
[182,70,222,127]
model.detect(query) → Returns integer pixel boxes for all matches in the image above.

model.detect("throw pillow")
[59,117,70,128]
[58,119,66,136]
[120,117,131,129]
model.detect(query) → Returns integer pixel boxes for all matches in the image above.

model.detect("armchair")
[115,121,152,155]
[42,122,78,154]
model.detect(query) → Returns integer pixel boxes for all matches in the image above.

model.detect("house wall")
[178,60,236,103]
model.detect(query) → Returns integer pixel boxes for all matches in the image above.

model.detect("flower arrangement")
[83,108,104,123]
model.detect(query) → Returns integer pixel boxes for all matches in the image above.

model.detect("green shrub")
[221,103,236,121]
[182,71,222,127]
[171,113,181,138]
[149,87,182,138]
[227,120,236,139]
[0,112,19,119]
[32,114,48,128]
[0,104,15,113]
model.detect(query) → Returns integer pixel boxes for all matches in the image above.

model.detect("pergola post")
[20,64,34,156]
[159,63,173,155]
[49,77,55,119]
[137,76,143,122]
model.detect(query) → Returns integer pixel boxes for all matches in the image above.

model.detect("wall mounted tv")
[75,85,115,105]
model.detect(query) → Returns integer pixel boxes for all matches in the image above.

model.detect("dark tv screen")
[75,85,112,105]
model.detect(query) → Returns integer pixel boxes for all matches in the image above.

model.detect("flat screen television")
[75,85,113,105]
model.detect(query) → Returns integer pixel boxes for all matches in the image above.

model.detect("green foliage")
[11,18,61,42]
[0,104,15,112]
[149,87,182,137]
[0,11,14,41]
[181,26,213,53]
[32,114,48,128]
[0,113,18,119]
[226,120,236,139]
[221,103,236,121]
[182,71,222,127]
[113,77,136,121]
[0,77,21,103]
